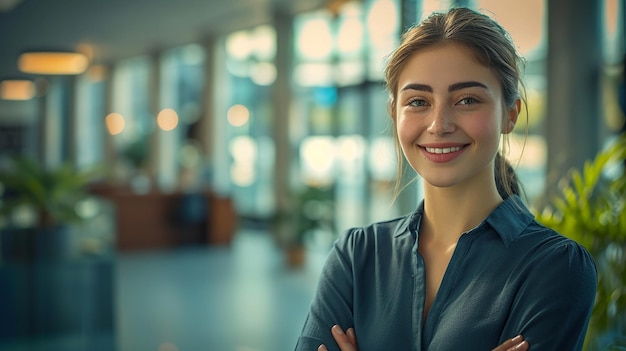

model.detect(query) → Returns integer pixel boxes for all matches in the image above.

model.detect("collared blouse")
[296,195,597,351]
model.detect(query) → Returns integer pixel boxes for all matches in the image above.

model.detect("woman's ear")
[503,99,521,134]
[389,101,398,122]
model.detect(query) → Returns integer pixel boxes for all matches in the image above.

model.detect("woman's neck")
[421,181,503,245]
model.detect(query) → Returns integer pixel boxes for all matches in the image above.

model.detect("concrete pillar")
[273,9,295,241]
[199,36,217,164]
[103,64,116,169]
[451,0,472,8]
[41,77,71,169]
[401,0,420,31]
[148,52,162,188]
[545,0,602,199]
[67,76,78,166]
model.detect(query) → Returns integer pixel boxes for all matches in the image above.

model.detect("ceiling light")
[0,79,35,100]
[18,51,89,75]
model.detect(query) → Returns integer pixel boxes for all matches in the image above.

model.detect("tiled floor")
[115,229,327,351]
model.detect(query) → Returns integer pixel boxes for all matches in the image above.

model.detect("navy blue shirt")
[296,195,597,350]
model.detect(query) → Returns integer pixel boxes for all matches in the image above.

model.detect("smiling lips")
[420,144,466,163]
[424,146,462,154]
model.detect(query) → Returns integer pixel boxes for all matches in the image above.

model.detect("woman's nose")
[427,105,455,135]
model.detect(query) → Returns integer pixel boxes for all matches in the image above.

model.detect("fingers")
[346,328,357,347]
[332,325,358,351]
[319,325,358,351]
[492,335,528,351]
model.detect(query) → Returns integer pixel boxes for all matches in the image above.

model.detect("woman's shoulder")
[516,220,597,277]
[498,196,595,266]
[340,213,414,242]
[332,213,417,257]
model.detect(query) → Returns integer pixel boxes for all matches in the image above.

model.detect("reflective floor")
[116,229,327,351]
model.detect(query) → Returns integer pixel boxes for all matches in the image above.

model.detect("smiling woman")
[295,7,597,351]
[394,43,516,193]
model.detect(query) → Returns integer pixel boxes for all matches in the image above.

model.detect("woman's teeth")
[425,146,462,154]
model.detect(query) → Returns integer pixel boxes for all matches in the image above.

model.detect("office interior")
[0,0,624,350]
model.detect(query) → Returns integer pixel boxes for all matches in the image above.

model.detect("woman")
[295,7,597,351]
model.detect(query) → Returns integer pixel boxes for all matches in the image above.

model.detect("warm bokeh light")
[157,108,179,131]
[76,43,94,62]
[250,62,276,86]
[507,133,546,169]
[369,137,396,180]
[251,25,276,60]
[298,17,333,60]
[0,79,35,100]
[227,104,250,127]
[86,64,108,82]
[229,136,257,186]
[420,0,449,20]
[605,0,618,35]
[476,0,544,56]
[105,112,125,135]
[337,3,364,56]
[18,51,89,75]
[336,135,364,162]
[367,0,398,48]
[300,136,335,184]
[226,31,253,60]
[294,63,333,87]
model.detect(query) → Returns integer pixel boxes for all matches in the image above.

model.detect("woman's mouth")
[424,146,463,154]
[419,144,467,163]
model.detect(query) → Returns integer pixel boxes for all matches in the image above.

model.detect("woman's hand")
[318,325,357,351]
[491,335,528,351]
[317,325,529,351]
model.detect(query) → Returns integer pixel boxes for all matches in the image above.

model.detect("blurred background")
[0,0,624,350]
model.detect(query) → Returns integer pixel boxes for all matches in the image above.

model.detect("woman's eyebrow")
[400,81,488,93]
[448,81,488,92]
[400,83,432,92]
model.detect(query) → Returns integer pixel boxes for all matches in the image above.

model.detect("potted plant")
[273,183,336,268]
[0,155,102,261]
[535,135,626,350]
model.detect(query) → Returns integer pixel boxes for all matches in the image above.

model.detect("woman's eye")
[408,98,428,107]
[458,97,478,105]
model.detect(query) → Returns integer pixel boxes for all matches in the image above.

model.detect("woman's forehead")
[397,43,498,90]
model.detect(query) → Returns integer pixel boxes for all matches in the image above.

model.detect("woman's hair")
[384,7,526,199]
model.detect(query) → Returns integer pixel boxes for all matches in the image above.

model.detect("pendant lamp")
[18,51,89,75]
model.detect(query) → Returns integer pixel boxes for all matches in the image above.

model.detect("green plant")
[295,184,335,243]
[536,135,626,350]
[0,156,102,228]
[272,184,336,248]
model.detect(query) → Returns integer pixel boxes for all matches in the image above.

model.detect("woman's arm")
[295,231,357,351]
[318,325,529,351]
[499,240,597,350]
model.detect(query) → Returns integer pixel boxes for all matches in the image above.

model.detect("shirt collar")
[484,195,535,247]
[393,195,534,247]
[393,201,424,238]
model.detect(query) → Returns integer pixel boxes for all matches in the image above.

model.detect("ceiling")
[0,0,331,80]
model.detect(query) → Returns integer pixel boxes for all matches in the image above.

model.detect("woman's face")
[394,43,517,191]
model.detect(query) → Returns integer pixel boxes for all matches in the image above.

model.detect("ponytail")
[495,153,520,199]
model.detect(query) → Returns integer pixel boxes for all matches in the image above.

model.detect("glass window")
[159,44,205,192]
[221,25,277,218]
[75,67,107,169]
[110,56,153,177]
[292,0,408,233]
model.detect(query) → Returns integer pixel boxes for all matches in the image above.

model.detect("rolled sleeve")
[295,229,358,351]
